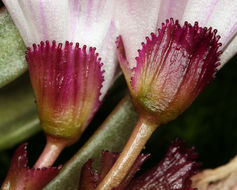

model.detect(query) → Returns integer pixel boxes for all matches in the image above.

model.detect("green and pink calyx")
[117,19,221,124]
[27,41,103,143]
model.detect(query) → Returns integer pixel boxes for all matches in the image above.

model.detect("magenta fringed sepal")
[126,139,199,190]
[1,144,61,190]
[78,140,199,190]
[117,19,221,124]
[78,151,149,190]
[26,41,104,143]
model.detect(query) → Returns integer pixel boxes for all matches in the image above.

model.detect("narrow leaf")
[0,74,40,150]
[0,8,27,88]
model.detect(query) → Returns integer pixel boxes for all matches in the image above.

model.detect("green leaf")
[44,95,138,190]
[0,73,40,150]
[0,8,27,88]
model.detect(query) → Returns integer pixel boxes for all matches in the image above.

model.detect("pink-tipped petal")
[26,41,104,142]
[1,144,61,190]
[3,0,118,99]
[121,19,221,124]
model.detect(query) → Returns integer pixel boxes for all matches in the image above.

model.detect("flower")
[181,0,237,67]
[115,0,237,69]
[114,0,237,125]
[95,1,237,189]
[2,0,120,169]
[116,19,221,124]
[3,0,118,144]
[26,41,103,143]
[3,0,118,99]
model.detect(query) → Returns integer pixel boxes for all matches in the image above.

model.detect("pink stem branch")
[34,137,66,168]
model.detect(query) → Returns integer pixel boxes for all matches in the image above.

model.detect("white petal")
[115,0,161,68]
[99,22,119,100]
[181,0,237,66]
[183,0,237,47]
[220,35,237,68]
[3,0,119,100]
[181,0,219,26]
[2,0,68,46]
[157,0,189,27]
[205,0,237,48]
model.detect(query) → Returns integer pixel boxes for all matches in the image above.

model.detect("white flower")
[181,0,237,68]
[115,0,237,69]
[3,0,119,100]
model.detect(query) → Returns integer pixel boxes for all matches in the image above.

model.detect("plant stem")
[96,117,158,190]
[34,137,66,168]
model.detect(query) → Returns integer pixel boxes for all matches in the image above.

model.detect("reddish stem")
[34,137,66,168]
[96,117,158,190]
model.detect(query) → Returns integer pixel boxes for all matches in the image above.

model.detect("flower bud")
[117,19,221,124]
[26,41,104,144]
